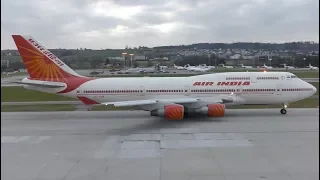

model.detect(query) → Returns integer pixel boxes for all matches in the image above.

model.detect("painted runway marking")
[1,136,52,144]
[92,133,253,159]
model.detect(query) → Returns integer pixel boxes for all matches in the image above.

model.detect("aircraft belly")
[102,95,149,102]
[83,94,146,103]
[239,94,277,104]
[97,94,188,103]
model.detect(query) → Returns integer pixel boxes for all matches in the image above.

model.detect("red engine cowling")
[150,104,184,120]
[207,104,225,117]
[196,104,225,117]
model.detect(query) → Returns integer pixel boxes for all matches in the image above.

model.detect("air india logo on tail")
[11,35,77,82]
[12,35,94,94]
[27,38,64,66]
[17,45,67,82]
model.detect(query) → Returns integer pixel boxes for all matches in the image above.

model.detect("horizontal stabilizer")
[11,81,65,88]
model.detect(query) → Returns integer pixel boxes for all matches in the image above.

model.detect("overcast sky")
[1,0,319,49]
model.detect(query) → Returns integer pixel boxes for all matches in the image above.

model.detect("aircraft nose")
[311,84,317,94]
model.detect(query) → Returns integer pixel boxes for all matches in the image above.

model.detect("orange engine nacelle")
[207,104,225,117]
[150,104,184,120]
[196,104,225,117]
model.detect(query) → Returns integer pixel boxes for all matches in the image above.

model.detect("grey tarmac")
[1,109,319,180]
[1,101,81,105]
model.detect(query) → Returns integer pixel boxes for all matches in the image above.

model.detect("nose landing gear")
[280,108,287,114]
[280,103,288,114]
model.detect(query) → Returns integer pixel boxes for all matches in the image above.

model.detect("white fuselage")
[239,64,252,69]
[243,66,253,69]
[192,67,209,72]
[219,65,233,69]
[307,64,319,70]
[26,72,315,106]
[192,65,214,72]
[185,66,196,71]
[262,66,273,70]
[283,64,294,69]
[173,65,185,70]
[261,64,273,69]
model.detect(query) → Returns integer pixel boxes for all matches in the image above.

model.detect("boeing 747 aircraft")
[12,35,317,120]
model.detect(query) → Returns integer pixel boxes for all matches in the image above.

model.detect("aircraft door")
[236,82,246,102]
[184,85,190,96]
[250,72,257,83]
[236,84,244,103]
[276,85,282,95]
[140,86,145,96]
[237,84,243,95]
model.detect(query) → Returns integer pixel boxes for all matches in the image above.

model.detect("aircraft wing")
[102,98,201,107]
[101,96,236,109]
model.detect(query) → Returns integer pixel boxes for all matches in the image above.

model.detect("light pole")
[216,54,219,66]
[269,57,272,67]
[303,57,306,67]
[292,57,295,67]
[129,53,134,68]
[121,52,127,70]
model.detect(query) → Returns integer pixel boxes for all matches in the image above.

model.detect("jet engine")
[150,104,184,120]
[195,104,225,117]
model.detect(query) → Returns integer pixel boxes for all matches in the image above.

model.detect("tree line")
[154,42,319,51]
[174,54,319,67]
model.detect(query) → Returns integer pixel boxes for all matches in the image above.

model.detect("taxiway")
[1,109,319,180]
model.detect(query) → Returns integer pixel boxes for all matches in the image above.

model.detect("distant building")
[242,56,254,60]
[109,57,123,61]
[1,60,9,68]
[150,57,169,61]
[134,55,146,60]
[230,54,241,59]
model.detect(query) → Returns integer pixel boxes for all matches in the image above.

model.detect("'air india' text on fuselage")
[193,81,250,86]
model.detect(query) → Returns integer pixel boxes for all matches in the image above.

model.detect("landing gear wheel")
[280,108,287,114]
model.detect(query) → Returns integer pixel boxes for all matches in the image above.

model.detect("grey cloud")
[1,0,319,49]
[171,0,319,42]
[134,13,171,25]
[112,0,167,6]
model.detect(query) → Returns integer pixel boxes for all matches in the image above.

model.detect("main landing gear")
[280,103,288,114]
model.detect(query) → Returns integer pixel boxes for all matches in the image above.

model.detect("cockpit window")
[291,75,297,78]
[286,75,291,78]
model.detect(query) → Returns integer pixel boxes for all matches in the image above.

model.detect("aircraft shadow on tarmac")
[111,109,293,120]
[104,110,294,136]
[3,109,314,136]
[105,118,202,136]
